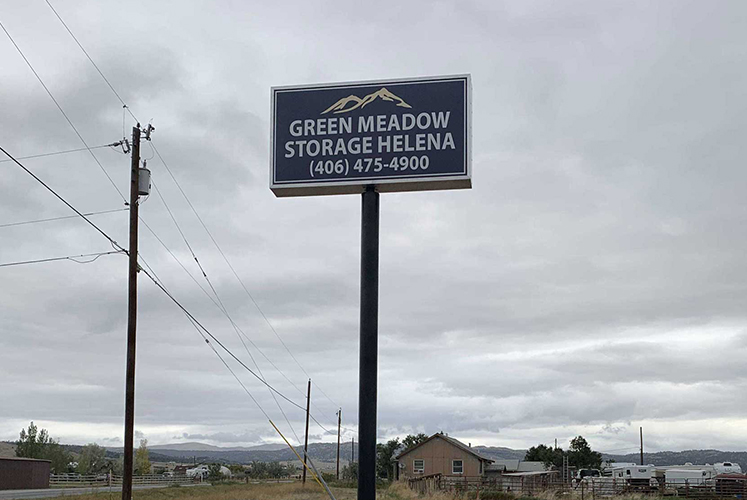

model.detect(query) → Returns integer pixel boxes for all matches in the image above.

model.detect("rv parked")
[714,462,742,474]
[610,465,658,489]
[664,469,713,486]
[602,463,637,476]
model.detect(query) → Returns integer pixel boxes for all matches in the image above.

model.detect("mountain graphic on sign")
[321,87,412,114]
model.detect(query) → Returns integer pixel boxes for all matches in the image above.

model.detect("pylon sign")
[270,75,471,197]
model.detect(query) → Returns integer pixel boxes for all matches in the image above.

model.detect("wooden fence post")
[591,478,596,500]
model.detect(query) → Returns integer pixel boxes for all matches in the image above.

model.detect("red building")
[0,457,51,490]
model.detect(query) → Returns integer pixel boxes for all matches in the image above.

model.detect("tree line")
[14,422,152,475]
[525,436,603,470]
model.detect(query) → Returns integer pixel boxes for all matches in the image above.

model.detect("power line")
[152,143,341,411]
[3,123,343,486]
[141,262,334,498]
[139,211,318,444]
[2,145,306,416]
[36,2,344,428]
[138,212,305,400]
[0,145,124,251]
[0,250,124,268]
[136,254,331,497]
[146,181,346,439]
[0,143,117,163]
[138,264,305,412]
[149,180,308,396]
[43,0,138,125]
[138,205,347,437]
[0,20,126,202]
[0,208,127,229]
[153,178,306,443]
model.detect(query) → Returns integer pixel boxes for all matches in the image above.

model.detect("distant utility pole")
[302,379,311,486]
[640,427,644,466]
[351,437,355,464]
[554,438,557,450]
[121,124,153,500]
[336,408,341,480]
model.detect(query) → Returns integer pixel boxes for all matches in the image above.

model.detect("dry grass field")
[40,482,450,500]
[0,441,17,458]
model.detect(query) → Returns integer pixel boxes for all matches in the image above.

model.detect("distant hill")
[103,442,747,467]
[7,438,745,468]
[472,446,528,460]
[130,442,357,464]
[149,442,287,452]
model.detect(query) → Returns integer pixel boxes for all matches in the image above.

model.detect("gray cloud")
[1,0,746,453]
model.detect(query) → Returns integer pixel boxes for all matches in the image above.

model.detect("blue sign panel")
[271,75,471,197]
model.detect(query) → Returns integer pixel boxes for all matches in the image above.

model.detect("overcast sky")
[1,0,746,456]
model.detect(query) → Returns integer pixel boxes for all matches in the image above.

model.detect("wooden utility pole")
[302,379,311,485]
[352,437,355,464]
[640,427,644,465]
[122,125,141,500]
[336,408,341,480]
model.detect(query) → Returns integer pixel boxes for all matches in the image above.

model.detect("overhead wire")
[137,263,333,498]
[137,214,305,410]
[157,187,307,445]
[42,0,138,125]
[0,208,127,229]
[147,180,350,439]
[1,144,308,412]
[0,143,119,163]
[137,259,333,498]
[145,182,311,446]
[0,250,124,268]
[3,144,338,496]
[152,140,341,411]
[39,0,343,419]
[0,20,126,203]
[150,180,307,396]
[36,0,350,437]
[0,145,124,251]
[135,252,332,498]
[153,154,354,434]
[30,3,342,413]
[0,8,298,418]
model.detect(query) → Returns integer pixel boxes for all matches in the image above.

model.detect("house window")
[413,459,424,473]
[453,460,464,475]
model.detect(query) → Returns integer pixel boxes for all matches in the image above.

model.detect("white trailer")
[714,462,742,474]
[610,466,659,489]
[665,469,713,486]
[611,465,657,480]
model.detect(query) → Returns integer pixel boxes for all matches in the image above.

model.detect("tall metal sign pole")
[122,125,140,500]
[270,75,471,500]
[358,185,379,497]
